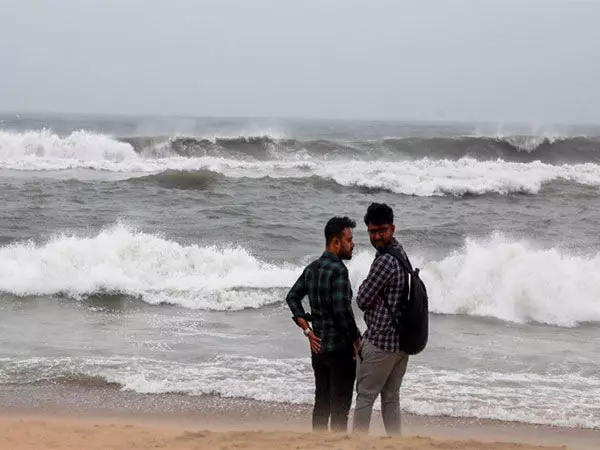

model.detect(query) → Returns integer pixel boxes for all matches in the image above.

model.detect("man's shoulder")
[323,256,346,270]
[304,254,336,271]
[375,252,399,265]
[314,255,347,277]
[374,251,403,273]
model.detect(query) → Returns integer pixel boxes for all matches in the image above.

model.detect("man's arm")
[331,266,360,345]
[286,268,321,353]
[286,269,309,322]
[356,254,394,311]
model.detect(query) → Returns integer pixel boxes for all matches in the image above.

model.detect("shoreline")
[1,384,599,449]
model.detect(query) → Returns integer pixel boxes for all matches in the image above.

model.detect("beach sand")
[1,384,598,449]
[0,418,572,450]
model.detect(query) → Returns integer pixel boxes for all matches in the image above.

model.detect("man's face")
[367,222,395,251]
[337,228,355,260]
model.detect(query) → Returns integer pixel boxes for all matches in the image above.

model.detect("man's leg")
[329,350,356,433]
[380,352,409,435]
[311,352,331,431]
[352,340,396,433]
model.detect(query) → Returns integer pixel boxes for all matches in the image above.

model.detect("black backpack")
[380,247,429,355]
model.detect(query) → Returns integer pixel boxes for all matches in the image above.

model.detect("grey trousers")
[352,339,409,435]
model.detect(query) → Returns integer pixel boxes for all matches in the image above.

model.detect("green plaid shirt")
[286,251,360,354]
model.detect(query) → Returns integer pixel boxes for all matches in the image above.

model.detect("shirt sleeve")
[356,254,394,311]
[331,265,360,342]
[285,268,308,322]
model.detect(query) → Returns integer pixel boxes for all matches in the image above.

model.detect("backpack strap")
[378,248,411,322]
[382,247,414,274]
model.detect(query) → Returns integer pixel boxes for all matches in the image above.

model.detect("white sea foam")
[158,157,600,196]
[3,355,599,429]
[420,233,600,326]
[2,130,600,196]
[0,225,299,310]
[1,227,599,326]
[0,129,138,162]
[319,158,600,196]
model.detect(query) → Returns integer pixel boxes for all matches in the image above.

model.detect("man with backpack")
[286,216,361,432]
[353,203,428,435]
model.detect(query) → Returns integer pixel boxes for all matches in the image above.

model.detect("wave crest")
[0,225,299,310]
[421,234,600,326]
[1,227,599,326]
[0,129,137,162]
[120,135,289,160]
[114,157,600,196]
[4,128,600,166]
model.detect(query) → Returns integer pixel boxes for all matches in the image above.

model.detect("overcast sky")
[1,0,599,123]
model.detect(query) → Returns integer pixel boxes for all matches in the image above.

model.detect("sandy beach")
[1,384,599,450]
[0,417,573,450]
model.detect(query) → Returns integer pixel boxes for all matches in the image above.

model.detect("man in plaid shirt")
[353,203,410,435]
[286,216,361,432]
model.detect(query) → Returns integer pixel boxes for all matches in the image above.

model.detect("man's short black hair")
[364,203,394,226]
[325,216,356,245]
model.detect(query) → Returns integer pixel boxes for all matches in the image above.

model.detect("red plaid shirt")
[356,239,407,352]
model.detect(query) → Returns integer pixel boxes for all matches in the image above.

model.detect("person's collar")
[323,250,341,262]
[376,237,400,255]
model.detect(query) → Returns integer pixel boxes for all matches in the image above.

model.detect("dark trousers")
[311,349,356,432]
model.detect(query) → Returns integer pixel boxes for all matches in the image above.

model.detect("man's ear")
[391,224,396,234]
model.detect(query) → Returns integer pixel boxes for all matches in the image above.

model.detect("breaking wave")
[1,227,599,326]
[2,129,600,196]
[3,128,600,164]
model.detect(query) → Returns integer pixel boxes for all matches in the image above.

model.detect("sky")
[1,0,599,123]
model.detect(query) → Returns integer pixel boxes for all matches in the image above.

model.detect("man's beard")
[340,250,353,260]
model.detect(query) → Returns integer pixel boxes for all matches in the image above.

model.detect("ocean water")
[0,113,599,429]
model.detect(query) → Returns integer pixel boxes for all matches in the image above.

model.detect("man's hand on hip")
[308,331,321,353]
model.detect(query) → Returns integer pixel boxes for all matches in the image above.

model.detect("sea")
[0,113,598,429]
